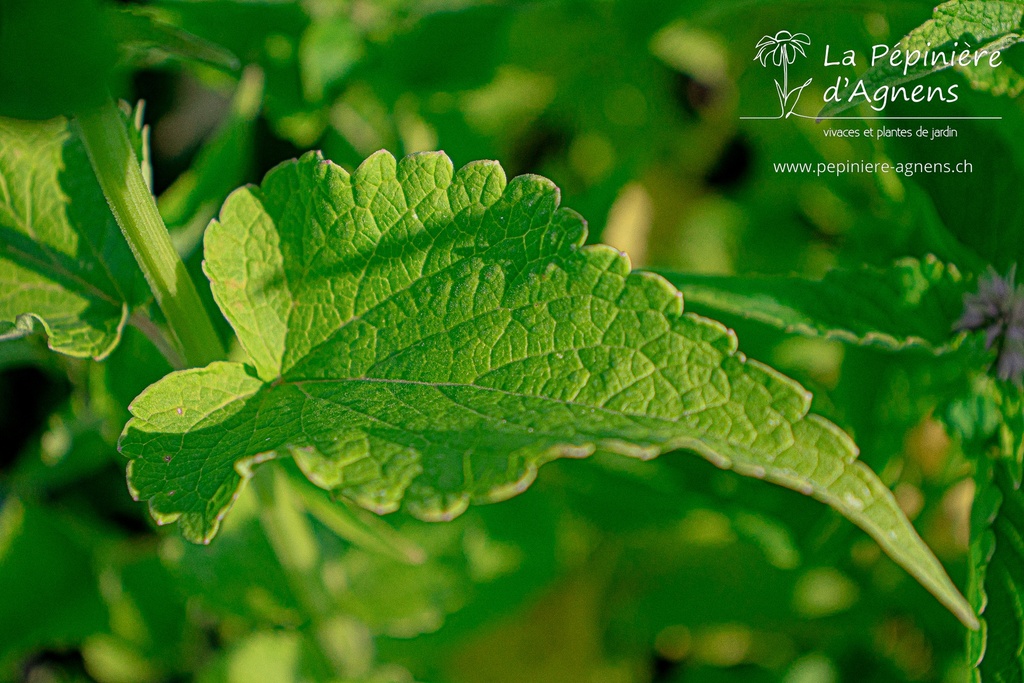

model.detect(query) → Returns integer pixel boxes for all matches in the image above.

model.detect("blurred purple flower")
[956,265,1024,383]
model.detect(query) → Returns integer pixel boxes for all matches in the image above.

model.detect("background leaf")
[109,5,240,72]
[653,258,966,352]
[818,0,1024,118]
[0,498,108,674]
[0,0,118,119]
[0,115,148,359]
[969,458,1024,681]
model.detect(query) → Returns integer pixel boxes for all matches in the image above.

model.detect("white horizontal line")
[740,115,1003,120]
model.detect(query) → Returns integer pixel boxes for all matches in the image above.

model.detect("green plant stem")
[75,97,224,368]
[79,92,362,673]
[252,466,362,677]
[287,468,426,565]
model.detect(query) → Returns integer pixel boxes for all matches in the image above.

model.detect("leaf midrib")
[286,374,755,428]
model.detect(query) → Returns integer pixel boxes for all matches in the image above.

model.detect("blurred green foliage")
[2,0,1024,681]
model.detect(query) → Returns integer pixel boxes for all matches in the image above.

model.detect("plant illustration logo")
[755,30,813,118]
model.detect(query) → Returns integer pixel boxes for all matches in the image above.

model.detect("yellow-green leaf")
[120,150,976,628]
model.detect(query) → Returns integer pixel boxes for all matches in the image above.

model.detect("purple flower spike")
[956,265,1024,383]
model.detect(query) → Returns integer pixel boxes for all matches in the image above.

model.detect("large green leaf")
[120,150,975,626]
[818,0,1024,118]
[653,258,965,352]
[0,115,147,359]
[969,459,1024,681]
